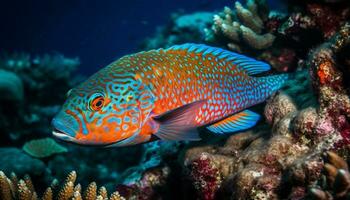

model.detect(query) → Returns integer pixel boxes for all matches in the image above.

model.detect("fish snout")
[51,115,78,142]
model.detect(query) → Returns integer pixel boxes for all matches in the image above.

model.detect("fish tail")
[256,73,291,101]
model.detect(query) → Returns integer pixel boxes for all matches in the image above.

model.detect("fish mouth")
[53,128,130,147]
[52,128,78,143]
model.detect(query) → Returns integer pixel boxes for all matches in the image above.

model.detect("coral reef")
[22,138,67,158]
[308,23,350,148]
[0,171,125,200]
[179,22,350,199]
[309,151,350,199]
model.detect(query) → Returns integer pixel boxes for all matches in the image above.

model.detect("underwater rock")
[187,153,223,200]
[0,148,45,177]
[264,92,297,126]
[115,166,170,200]
[183,129,312,199]
[292,107,318,143]
[0,170,125,200]
[0,69,24,102]
[309,23,350,148]
[22,138,68,158]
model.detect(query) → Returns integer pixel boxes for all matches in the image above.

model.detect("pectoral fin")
[152,100,206,141]
[207,109,260,134]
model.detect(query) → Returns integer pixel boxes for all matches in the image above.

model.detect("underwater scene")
[1,0,350,199]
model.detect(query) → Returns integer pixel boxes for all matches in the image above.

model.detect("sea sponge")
[22,138,68,158]
[0,69,24,102]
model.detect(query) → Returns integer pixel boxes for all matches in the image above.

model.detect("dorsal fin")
[165,43,271,75]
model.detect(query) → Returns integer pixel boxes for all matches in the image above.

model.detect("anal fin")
[207,110,260,134]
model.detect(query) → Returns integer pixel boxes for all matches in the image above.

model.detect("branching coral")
[207,0,276,51]
[22,138,68,158]
[0,171,125,200]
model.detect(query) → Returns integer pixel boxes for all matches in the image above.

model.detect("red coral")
[190,154,221,200]
[317,61,333,85]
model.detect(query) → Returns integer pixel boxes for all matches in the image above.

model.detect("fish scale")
[52,43,290,146]
[113,48,258,126]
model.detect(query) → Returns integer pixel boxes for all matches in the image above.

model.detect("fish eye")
[89,94,105,111]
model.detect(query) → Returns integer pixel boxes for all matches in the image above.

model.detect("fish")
[51,43,289,147]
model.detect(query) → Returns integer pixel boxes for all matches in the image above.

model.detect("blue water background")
[0,0,284,75]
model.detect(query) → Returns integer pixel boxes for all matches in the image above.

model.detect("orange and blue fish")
[51,44,289,147]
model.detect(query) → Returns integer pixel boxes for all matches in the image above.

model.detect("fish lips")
[52,128,77,142]
[51,117,79,143]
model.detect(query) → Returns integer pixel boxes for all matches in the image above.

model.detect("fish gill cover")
[0,0,350,200]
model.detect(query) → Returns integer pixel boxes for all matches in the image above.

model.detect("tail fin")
[255,73,291,101]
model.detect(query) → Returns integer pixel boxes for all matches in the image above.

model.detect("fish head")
[51,69,155,146]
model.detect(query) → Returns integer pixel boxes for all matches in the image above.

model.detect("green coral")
[22,138,68,158]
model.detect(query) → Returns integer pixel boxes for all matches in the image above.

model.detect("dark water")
[0,0,283,75]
